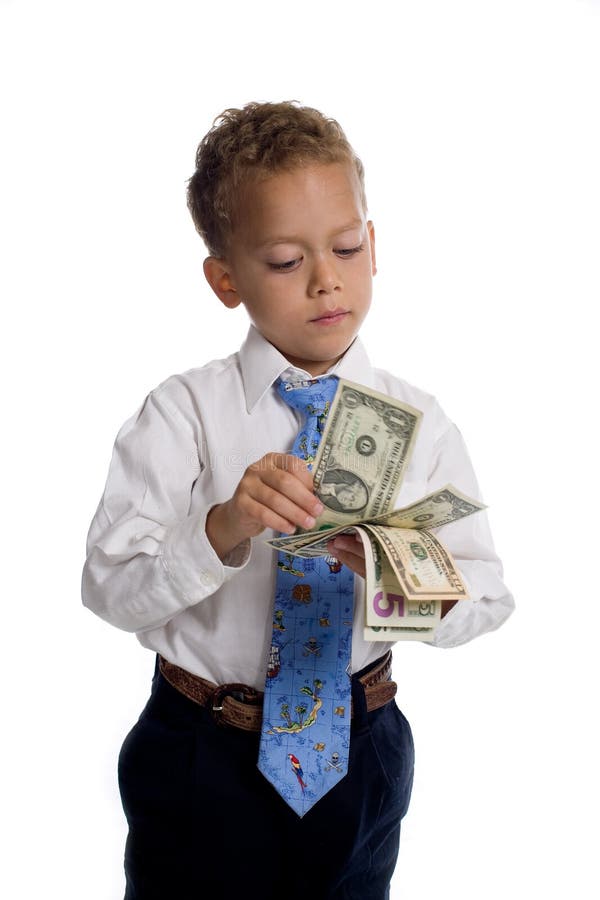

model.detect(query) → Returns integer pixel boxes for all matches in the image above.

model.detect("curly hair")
[187,100,367,258]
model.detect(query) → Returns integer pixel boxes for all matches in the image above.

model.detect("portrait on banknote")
[319,469,370,513]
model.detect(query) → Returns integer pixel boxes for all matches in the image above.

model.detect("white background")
[1,1,598,897]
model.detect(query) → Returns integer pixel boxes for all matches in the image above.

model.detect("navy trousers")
[118,659,415,900]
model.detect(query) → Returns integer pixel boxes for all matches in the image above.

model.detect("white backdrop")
[1,1,598,897]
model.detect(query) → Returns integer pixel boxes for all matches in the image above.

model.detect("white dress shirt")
[82,325,514,689]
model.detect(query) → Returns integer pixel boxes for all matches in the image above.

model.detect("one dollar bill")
[309,378,422,528]
[364,524,468,602]
[266,484,485,556]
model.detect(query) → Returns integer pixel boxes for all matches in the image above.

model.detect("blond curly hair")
[187,100,367,258]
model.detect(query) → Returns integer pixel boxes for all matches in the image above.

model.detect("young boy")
[82,101,514,899]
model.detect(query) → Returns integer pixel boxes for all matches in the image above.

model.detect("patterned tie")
[258,375,354,817]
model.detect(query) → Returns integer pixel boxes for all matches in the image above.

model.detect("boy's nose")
[307,256,342,296]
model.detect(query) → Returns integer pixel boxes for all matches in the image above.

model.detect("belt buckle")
[210,682,261,727]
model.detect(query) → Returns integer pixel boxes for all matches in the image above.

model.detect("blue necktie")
[258,375,354,817]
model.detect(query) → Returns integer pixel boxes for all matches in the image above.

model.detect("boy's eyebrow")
[255,219,364,249]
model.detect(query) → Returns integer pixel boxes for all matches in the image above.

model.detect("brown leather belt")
[159,651,397,732]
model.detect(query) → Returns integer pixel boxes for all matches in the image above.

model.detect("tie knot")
[276,375,339,420]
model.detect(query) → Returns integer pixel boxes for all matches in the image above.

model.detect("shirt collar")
[238,324,376,414]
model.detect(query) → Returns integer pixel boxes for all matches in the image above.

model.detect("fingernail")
[313,501,324,515]
[305,515,316,528]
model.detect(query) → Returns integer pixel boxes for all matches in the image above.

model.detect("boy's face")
[206,161,376,377]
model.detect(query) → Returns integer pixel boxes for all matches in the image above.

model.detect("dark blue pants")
[118,660,414,900]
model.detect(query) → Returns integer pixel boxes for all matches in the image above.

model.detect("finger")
[326,543,366,579]
[264,453,315,491]
[239,494,300,536]
[249,480,321,532]
[328,535,365,557]
[258,466,323,520]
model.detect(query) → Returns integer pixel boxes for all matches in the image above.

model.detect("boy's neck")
[281,350,347,378]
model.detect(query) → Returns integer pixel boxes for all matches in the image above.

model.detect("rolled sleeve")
[82,387,251,633]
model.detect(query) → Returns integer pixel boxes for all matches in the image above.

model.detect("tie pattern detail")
[258,375,354,817]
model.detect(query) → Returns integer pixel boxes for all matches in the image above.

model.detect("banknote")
[266,484,485,556]
[267,524,356,555]
[364,624,436,642]
[354,527,442,629]
[307,378,422,528]
[366,484,486,530]
[364,524,468,602]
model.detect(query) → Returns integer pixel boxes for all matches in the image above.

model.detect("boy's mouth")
[309,308,350,325]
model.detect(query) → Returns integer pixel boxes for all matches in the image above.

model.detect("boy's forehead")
[234,162,365,246]
[256,216,364,250]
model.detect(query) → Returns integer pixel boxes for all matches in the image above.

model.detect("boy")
[82,101,514,899]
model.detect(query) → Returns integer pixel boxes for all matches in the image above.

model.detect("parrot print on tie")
[287,754,307,793]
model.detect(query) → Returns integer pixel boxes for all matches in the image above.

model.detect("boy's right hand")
[206,453,324,560]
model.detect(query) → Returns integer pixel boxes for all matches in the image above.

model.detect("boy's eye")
[269,258,301,271]
[267,244,364,272]
[335,244,364,258]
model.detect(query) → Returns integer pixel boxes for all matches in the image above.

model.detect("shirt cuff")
[222,538,252,571]
[161,508,251,605]
[428,565,515,649]
[430,596,478,648]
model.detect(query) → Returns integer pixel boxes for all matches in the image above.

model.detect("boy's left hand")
[326,534,366,579]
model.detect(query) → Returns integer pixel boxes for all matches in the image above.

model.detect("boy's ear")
[203,257,242,309]
[367,220,377,276]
